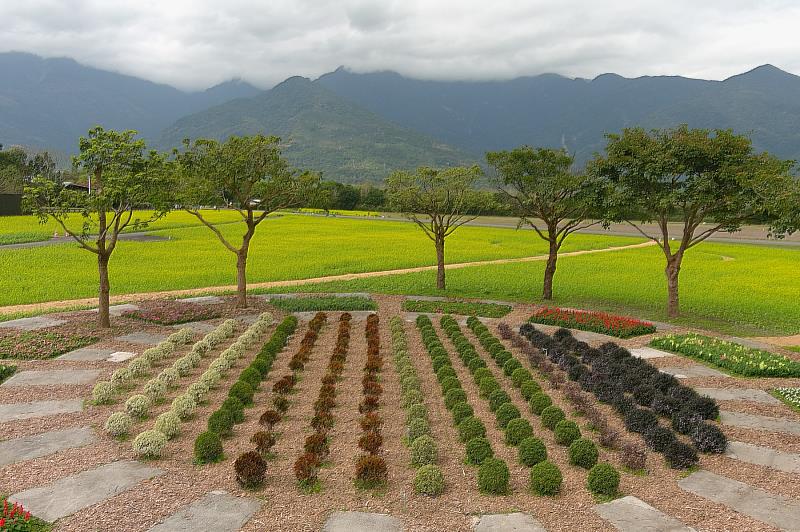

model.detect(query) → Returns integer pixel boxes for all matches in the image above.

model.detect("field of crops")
[0,214,639,307]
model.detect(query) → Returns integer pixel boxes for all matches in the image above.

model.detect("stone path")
[473,513,547,531]
[1,369,100,387]
[0,426,96,467]
[178,296,223,305]
[694,387,780,404]
[115,331,169,345]
[658,365,727,379]
[678,470,800,531]
[58,346,116,361]
[0,315,66,330]
[106,351,137,362]
[725,441,800,473]
[0,399,83,422]
[9,460,164,522]
[630,347,675,359]
[173,321,218,333]
[594,496,694,531]
[720,410,800,435]
[148,491,260,532]
[91,303,140,317]
[322,511,403,532]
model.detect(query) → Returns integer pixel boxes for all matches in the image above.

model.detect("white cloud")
[1,0,798,90]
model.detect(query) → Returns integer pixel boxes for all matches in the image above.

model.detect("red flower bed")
[123,300,221,325]
[0,330,97,360]
[529,307,656,338]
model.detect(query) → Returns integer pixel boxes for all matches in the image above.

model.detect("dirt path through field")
[0,240,656,317]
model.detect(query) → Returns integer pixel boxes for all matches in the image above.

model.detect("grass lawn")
[0,214,639,307]
[252,241,800,336]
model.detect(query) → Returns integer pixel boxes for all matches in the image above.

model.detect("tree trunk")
[236,250,248,308]
[543,239,559,300]
[665,256,682,318]
[435,236,446,290]
[98,253,111,328]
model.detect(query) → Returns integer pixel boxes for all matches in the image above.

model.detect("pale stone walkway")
[474,513,548,531]
[322,511,403,532]
[725,441,800,474]
[594,496,694,531]
[720,410,800,435]
[1,369,100,387]
[0,398,83,422]
[0,426,96,467]
[148,491,260,532]
[658,365,727,379]
[694,387,779,404]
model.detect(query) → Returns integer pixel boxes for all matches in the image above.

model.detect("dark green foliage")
[465,436,494,465]
[520,380,542,401]
[691,422,727,454]
[402,299,511,317]
[270,295,377,312]
[414,464,445,496]
[518,437,547,467]
[568,438,599,469]
[504,418,533,446]
[458,416,486,442]
[478,457,510,494]
[194,430,223,463]
[489,389,512,412]
[503,357,522,376]
[624,408,658,434]
[541,405,565,430]
[529,392,552,415]
[451,401,474,425]
[207,408,234,437]
[643,425,677,452]
[511,367,533,388]
[222,397,245,423]
[444,388,467,410]
[478,376,501,398]
[431,355,450,373]
[437,366,457,383]
[239,367,262,389]
[495,350,512,367]
[228,380,255,405]
[473,367,493,385]
[495,402,521,428]
[467,357,487,372]
[664,440,699,469]
[529,461,562,496]
[554,419,581,446]
[440,376,461,394]
[587,463,620,496]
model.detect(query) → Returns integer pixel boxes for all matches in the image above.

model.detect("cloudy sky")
[1,0,799,90]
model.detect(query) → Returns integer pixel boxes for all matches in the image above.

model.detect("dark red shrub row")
[356,314,387,487]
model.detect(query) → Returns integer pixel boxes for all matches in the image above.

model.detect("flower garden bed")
[122,300,221,325]
[403,300,512,318]
[650,334,800,377]
[772,387,800,412]
[269,296,377,312]
[529,307,656,338]
[0,330,98,359]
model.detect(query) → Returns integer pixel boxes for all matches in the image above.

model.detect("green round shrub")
[554,419,581,445]
[529,461,562,496]
[451,402,474,425]
[410,435,438,467]
[408,417,431,443]
[587,463,620,496]
[511,367,533,388]
[444,388,467,410]
[171,394,197,420]
[143,379,167,402]
[239,367,262,389]
[92,381,114,404]
[228,380,255,405]
[401,375,421,394]
[154,411,181,440]
[458,416,486,443]
[431,355,450,372]
[478,457,509,495]
[502,358,522,376]
[488,389,511,412]
[504,418,534,446]
[222,396,245,423]
[186,381,210,404]
[440,376,461,395]
[208,408,235,437]
[125,394,151,419]
[496,402,521,428]
[473,367,493,385]
[194,430,223,463]
[478,376,501,398]
[495,350,512,367]
[132,429,167,459]
[104,411,132,437]
[436,366,457,383]
[568,438,599,469]
[402,389,424,408]
[406,403,428,423]
[465,437,494,465]
[251,359,270,378]
[518,437,547,467]
[520,380,542,401]
[529,392,552,415]
[414,464,445,496]
[467,357,487,372]
[541,405,565,430]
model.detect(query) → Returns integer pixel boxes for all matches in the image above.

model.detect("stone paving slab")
[178,296,223,305]
[172,321,218,334]
[725,336,774,350]
[106,351,137,362]
[694,387,780,404]
[96,304,139,317]
[594,496,694,531]
[473,512,547,531]
[658,365,727,379]
[0,426,96,467]
[0,399,83,423]
[2,369,100,387]
[148,491,260,532]
[9,460,164,522]
[725,441,800,473]
[58,346,116,361]
[630,347,675,359]
[720,410,800,435]
[322,511,403,532]
[0,316,67,330]
[236,314,261,325]
[678,470,800,531]
[115,331,169,345]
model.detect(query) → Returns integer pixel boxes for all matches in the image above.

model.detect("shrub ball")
[529,392,553,415]
[518,437,547,467]
[554,419,581,446]
[529,460,563,496]
[194,430,223,463]
[458,416,487,443]
[540,405,566,430]
[495,402,521,429]
[465,436,494,465]
[478,457,510,495]
[414,464,445,496]
[411,435,438,467]
[587,463,620,496]
[568,438,598,469]
[504,418,534,446]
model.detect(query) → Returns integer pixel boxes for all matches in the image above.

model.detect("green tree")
[386,166,485,289]
[0,145,28,194]
[591,125,797,317]
[487,146,602,300]
[175,135,318,308]
[24,127,171,327]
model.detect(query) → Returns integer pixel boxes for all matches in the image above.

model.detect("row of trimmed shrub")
[391,316,444,496]
[416,314,508,495]
[355,314,388,488]
[521,323,725,469]
[190,314,298,466]
[102,322,235,438]
[469,318,620,497]
[128,313,276,459]
[294,313,350,490]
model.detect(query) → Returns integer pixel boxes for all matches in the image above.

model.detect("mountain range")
[2,52,800,182]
